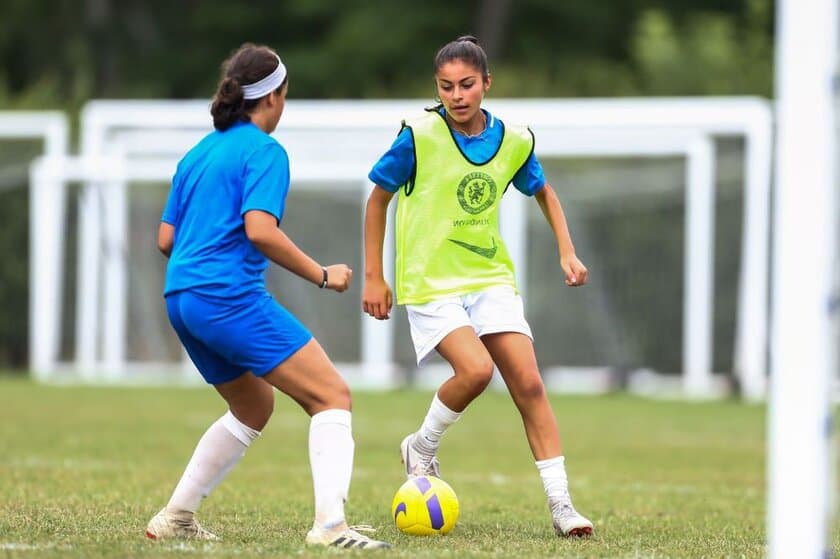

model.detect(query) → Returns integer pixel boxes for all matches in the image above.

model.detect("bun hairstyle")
[433,35,489,79]
[211,43,286,131]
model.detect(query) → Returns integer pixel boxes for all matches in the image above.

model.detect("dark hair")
[210,43,287,131]
[433,35,489,79]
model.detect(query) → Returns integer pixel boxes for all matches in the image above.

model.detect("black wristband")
[319,267,328,289]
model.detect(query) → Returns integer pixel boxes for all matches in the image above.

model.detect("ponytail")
[211,77,251,131]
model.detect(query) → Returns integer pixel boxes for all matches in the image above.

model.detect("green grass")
[0,376,829,558]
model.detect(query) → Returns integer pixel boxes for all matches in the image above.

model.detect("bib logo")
[457,172,497,215]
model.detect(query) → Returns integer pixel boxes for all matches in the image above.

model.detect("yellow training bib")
[395,110,534,305]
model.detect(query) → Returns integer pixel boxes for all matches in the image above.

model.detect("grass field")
[0,376,835,558]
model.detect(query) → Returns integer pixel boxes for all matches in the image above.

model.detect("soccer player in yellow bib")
[364,35,593,538]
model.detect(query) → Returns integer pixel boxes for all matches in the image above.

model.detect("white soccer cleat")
[305,523,391,549]
[400,433,441,479]
[145,509,219,541]
[549,498,594,538]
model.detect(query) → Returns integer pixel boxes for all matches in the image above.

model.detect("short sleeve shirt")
[162,121,290,298]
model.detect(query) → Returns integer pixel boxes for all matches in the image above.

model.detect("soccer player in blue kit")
[145,43,390,550]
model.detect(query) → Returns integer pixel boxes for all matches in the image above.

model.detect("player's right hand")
[362,277,393,320]
[325,264,352,292]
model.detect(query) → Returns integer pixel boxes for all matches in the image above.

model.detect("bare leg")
[214,372,275,429]
[481,331,593,537]
[400,327,494,475]
[481,331,561,459]
[262,338,350,415]
[435,326,495,411]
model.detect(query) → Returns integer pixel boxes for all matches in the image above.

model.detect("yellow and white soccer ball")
[391,475,459,536]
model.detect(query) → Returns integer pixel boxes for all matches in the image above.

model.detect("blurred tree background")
[0,0,772,108]
[0,0,774,370]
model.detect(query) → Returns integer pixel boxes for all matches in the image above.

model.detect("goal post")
[768,0,838,556]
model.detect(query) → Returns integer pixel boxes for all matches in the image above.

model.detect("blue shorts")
[166,290,312,385]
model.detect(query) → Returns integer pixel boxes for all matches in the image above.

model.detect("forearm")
[535,184,576,258]
[364,192,389,281]
[251,228,323,286]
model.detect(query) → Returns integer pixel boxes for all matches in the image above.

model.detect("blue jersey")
[162,121,290,298]
[369,108,546,195]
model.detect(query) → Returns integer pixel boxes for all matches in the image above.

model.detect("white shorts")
[406,285,533,366]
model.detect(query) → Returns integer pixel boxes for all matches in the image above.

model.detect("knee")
[311,379,352,414]
[234,390,274,431]
[460,358,495,393]
[255,393,275,429]
[513,373,546,403]
[331,381,352,410]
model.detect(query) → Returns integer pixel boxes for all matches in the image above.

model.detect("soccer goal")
[27,98,772,399]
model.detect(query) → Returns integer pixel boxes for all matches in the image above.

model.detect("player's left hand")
[561,254,588,287]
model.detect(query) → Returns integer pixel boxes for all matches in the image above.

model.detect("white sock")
[412,393,462,456]
[536,455,570,504]
[309,409,353,529]
[166,411,260,515]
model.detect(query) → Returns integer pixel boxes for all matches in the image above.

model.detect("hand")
[561,254,588,287]
[362,277,393,320]
[324,264,352,292]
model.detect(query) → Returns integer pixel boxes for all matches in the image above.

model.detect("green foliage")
[631,6,773,96]
[0,0,773,104]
